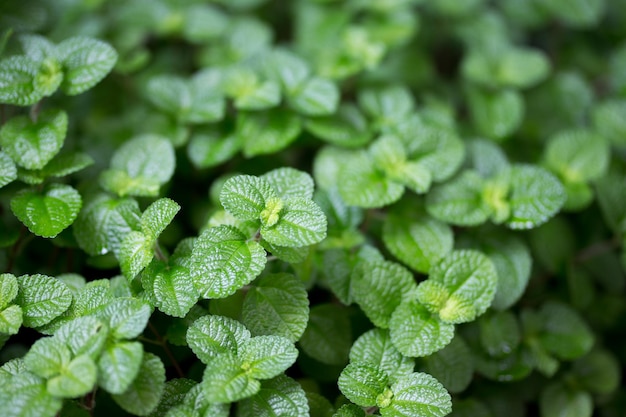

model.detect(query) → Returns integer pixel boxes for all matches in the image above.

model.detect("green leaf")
[505,165,566,229]
[150,264,198,318]
[539,383,592,417]
[239,335,298,379]
[17,151,94,184]
[141,198,181,240]
[338,362,389,407]
[149,378,196,417]
[236,375,310,417]
[1,377,63,417]
[239,108,302,157]
[349,328,415,384]
[0,56,50,105]
[307,391,335,417]
[572,350,621,395]
[186,314,251,363]
[97,341,144,394]
[337,150,404,208]
[593,99,626,147]
[112,353,165,416]
[544,129,610,183]
[0,108,67,170]
[47,354,97,398]
[16,274,72,328]
[220,175,276,221]
[333,404,366,417]
[426,171,489,226]
[383,211,454,274]
[190,226,266,298]
[261,49,310,93]
[467,86,524,141]
[103,134,175,197]
[0,150,17,188]
[382,372,452,417]
[201,352,259,403]
[540,0,605,28]
[465,139,509,178]
[417,250,497,323]
[187,127,241,169]
[118,231,154,279]
[73,194,142,256]
[304,104,371,147]
[56,36,117,95]
[260,197,327,247]
[479,311,521,358]
[242,273,309,342]
[261,167,315,200]
[101,298,151,340]
[299,303,351,365]
[536,301,594,360]
[595,173,626,234]
[358,85,415,128]
[55,316,108,359]
[0,304,23,334]
[389,301,455,357]
[223,67,281,110]
[0,273,19,310]
[422,335,473,394]
[24,336,71,378]
[351,260,418,328]
[288,76,339,116]
[182,382,231,417]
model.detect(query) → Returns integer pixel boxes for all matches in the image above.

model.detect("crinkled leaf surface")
[299,303,351,365]
[201,352,260,403]
[338,362,389,407]
[141,197,181,239]
[56,36,117,95]
[119,230,154,279]
[544,129,610,183]
[47,354,97,398]
[0,150,17,188]
[236,375,309,417]
[190,225,266,298]
[239,335,298,379]
[0,273,19,310]
[150,264,198,318]
[220,175,276,221]
[383,372,452,417]
[16,274,72,328]
[0,56,47,105]
[0,108,67,170]
[426,171,489,226]
[261,167,315,200]
[55,316,108,359]
[24,336,71,379]
[242,273,309,342]
[0,304,22,334]
[260,197,327,247]
[186,314,251,363]
[97,341,144,394]
[100,297,151,340]
[112,352,165,416]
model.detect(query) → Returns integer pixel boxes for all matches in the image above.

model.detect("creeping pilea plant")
[1,0,625,416]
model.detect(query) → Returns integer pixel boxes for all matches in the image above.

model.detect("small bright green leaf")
[422,335,473,394]
[56,36,117,95]
[539,383,592,417]
[467,86,524,141]
[119,231,153,279]
[201,352,260,403]
[239,108,302,157]
[186,314,251,363]
[141,198,181,239]
[369,135,407,175]
[0,108,67,170]
[24,336,71,378]
[112,353,165,416]
[187,127,241,169]
[358,85,415,128]
[419,249,497,323]
[261,167,315,200]
[239,335,298,379]
[0,304,23,334]
[55,316,108,359]
[426,171,489,226]
[479,311,521,358]
[242,273,309,342]
[383,211,454,274]
[220,175,276,221]
[299,304,351,365]
[537,301,594,360]
[97,341,144,394]
[47,354,97,398]
[544,129,610,183]
[289,76,339,116]
[260,197,327,247]
[0,56,47,105]
[183,381,231,417]
[338,362,389,407]
[16,274,72,328]
[383,372,452,417]
[351,260,418,328]
[17,151,94,185]
[0,150,17,188]
[333,404,366,417]
[593,99,626,147]
[338,150,404,208]
[237,374,310,417]
[151,264,198,318]
[506,165,566,229]
[73,194,142,256]
[190,225,266,298]
[350,328,415,384]
[101,298,151,340]
[305,104,371,147]
[462,48,550,89]
[0,273,19,309]
[389,301,455,357]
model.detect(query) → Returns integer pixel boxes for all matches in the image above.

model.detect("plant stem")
[575,236,621,263]
[147,321,184,378]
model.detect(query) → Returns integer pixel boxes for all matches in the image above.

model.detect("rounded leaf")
[239,335,298,379]
[220,175,276,221]
[422,335,473,394]
[260,198,327,247]
[383,372,452,417]
[338,362,389,407]
[237,375,310,417]
[299,304,351,365]
[112,352,165,416]
[16,274,72,328]
[426,171,489,227]
[186,314,251,363]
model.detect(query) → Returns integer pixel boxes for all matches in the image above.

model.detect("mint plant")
[1,1,625,416]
